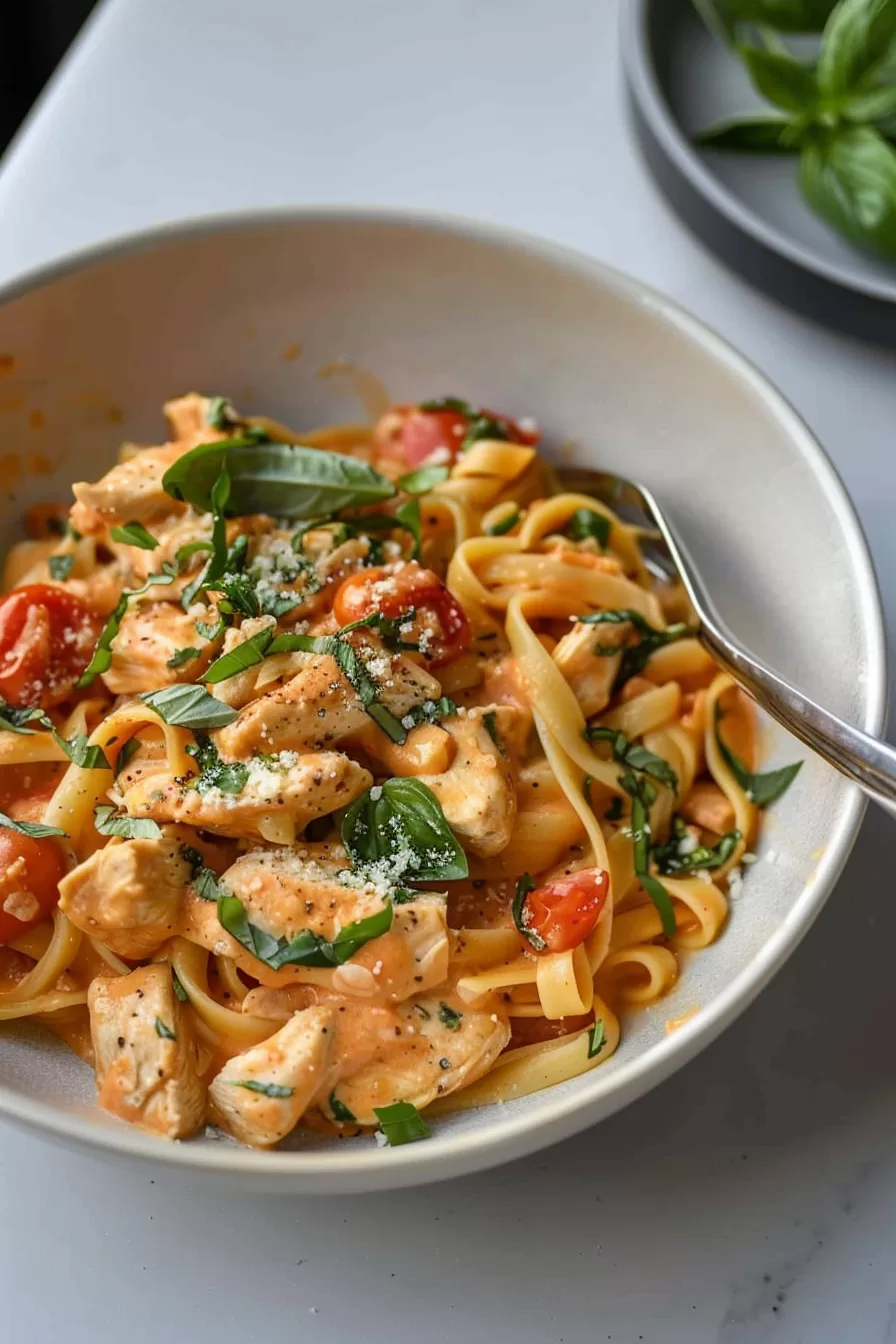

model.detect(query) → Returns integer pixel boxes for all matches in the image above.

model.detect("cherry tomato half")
[0,584,99,708]
[333,562,471,668]
[522,867,609,954]
[0,828,67,945]
[372,400,539,471]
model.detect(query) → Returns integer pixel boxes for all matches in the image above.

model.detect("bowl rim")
[622,0,896,305]
[0,203,886,1189]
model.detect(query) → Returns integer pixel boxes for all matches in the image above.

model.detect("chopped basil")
[94,805,163,840]
[0,811,67,839]
[438,1002,463,1031]
[48,554,74,581]
[402,696,458,731]
[328,1092,357,1124]
[171,970,189,1002]
[512,873,547,952]
[397,464,450,494]
[185,734,249,795]
[162,438,396,519]
[154,1017,177,1041]
[195,617,224,641]
[115,737,142,776]
[78,571,176,686]
[566,508,611,549]
[0,701,109,769]
[619,771,676,937]
[587,1019,606,1059]
[109,521,159,551]
[586,725,679,792]
[714,705,802,805]
[204,627,283,684]
[485,507,520,537]
[373,1100,431,1146]
[652,816,742,875]
[419,396,472,414]
[579,609,689,692]
[181,467,232,609]
[396,497,421,560]
[342,777,468,883]
[166,646,201,669]
[205,395,239,430]
[482,710,502,749]
[140,684,238,729]
[217,893,393,970]
[229,1079,293,1098]
[181,846,225,903]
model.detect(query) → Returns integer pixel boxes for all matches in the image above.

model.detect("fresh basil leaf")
[485,507,520,536]
[140,684,238,729]
[162,440,396,519]
[438,1002,463,1031]
[739,44,819,111]
[195,617,224,641]
[182,466,231,609]
[482,709,501,749]
[640,873,678,938]
[565,508,611,549]
[109,521,159,551]
[184,734,249,795]
[715,706,802,804]
[619,773,676,938]
[403,696,458,732]
[217,892,393,970]
[79,571,176,686]
[579,609,689,692]
[154,1017,177,1041]
[586,725,679,792]
[373,1100,431,1146]
[328,1092,357,1123]
[115,737,142,776]
[695,114,796,151]
[229,1079,294,1098]
[701,0,836,33]
[587,1019,606,1059]
[841,82,896,123]
[817,0,896,96]
[0,810,66,839]
[342,777,468,883]
[0,701,45,734]
[397,465,450,494]
[511,872,547,952]
[94,805,163,839]
[171,969,189,1002]
[800,126,896,259]
[206,395,239,430]
[0,701,110,769]
[204,627,278,683]
[396,498,421,560]
[166,646,201,669]
[418,396,473,414]
[269,625,407,744]
[653,816,743,874]
[48,554,74,581]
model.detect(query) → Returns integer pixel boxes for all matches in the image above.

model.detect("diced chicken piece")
[680,781,736,835]
[71,445,187,534]
[59,824,221,958]
[88,963,205,1139]
[552,618,632,717]
[207,1006,333,1147]
[215,639,442,758]
[164,391,230,441]
[179,844,449,999]
[327,993,510,1123]
[104,601,223,695]
[417,709,516,857]
[114,750,372,845]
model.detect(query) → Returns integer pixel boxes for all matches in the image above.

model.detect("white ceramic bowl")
[0,209,884,1192]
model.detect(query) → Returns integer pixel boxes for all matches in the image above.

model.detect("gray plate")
[622,0,896,341]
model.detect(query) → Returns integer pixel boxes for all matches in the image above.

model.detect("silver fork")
[560,467,896,821]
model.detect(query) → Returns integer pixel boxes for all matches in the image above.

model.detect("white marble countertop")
[1,1,895,1340]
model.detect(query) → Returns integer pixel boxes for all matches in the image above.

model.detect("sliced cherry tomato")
[0,584,99,708]
[0,828,67,945]
[372,399,539,471]
[333,562,471,668]
[521,867,609,954]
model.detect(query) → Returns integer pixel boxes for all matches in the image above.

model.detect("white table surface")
[1,1,895,1340]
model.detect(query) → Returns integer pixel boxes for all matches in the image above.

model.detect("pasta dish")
[0,393,799,1149]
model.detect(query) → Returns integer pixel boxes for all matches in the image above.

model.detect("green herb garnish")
[109,521,159,550]
[48,555,74,581]
[511,872,547,951]
[438,1002,463,1031]
[140,684,238,730]
[373,1100,431,1146]
[166,646,201,669]
[78,571,176,686]
[565,508,611,549]
[397,465,450,494]
[652,816,742,875]
[329,1092,357,1123]
[94,806,163,840]
[587,1019,606,1059]
[217,893,393,970]
[230,1079,294,1098]
[714,705,802,804]
[619,772,676,937]
[0,811,67,839]
[342,777,468,884]
[586,724,679,792]
[154,1017,177,1041]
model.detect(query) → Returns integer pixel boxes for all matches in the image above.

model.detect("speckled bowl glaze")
[0,208,884,1192]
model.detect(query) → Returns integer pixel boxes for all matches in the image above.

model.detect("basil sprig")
[694,0,896,260]
[342,777,468,883]
[78,571,176,686]
[715,705,802,804]
[586,725,679,792]
[620,772,677,938]
[140,684,238,729]
[373,1100,431,1146]
[162,438,396,519]
[0,700,110,770]
[578,609,689,692]
[217,891,393,970]
[94,805,163,840]
[652,816,742,875]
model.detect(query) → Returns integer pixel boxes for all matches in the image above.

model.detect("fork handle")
[700,623,896,821]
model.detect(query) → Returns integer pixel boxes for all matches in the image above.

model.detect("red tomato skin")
[0,828,67,945]
[372,401,539,471]
[524,867,610,954]
[332,563,470,667]
[0,584,98,708]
